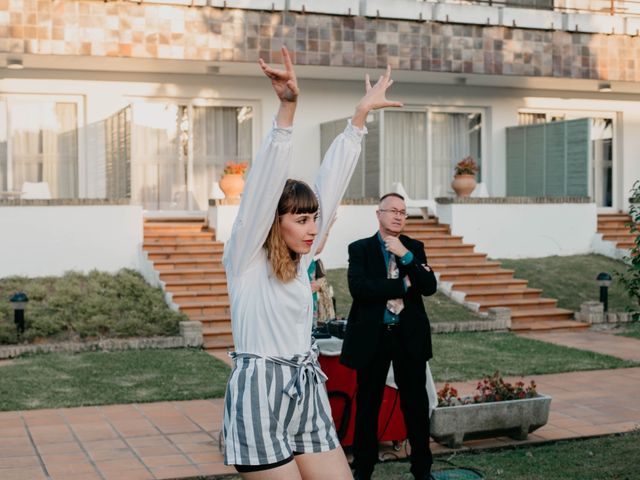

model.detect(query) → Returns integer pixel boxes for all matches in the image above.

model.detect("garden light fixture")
[9,292,28,336]
[596,272,612,312]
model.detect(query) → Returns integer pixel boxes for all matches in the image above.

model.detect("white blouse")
[223,119,366,356]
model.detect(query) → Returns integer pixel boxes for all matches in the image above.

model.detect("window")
[0,97,80,198]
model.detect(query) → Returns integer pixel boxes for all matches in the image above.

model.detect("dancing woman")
[222,46,401,479]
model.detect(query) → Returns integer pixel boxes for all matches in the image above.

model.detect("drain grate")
[431,467,485,479]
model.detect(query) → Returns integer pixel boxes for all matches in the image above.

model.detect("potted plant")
[451,156,479,197]
[430,372,551,448]
[219,161,249,199]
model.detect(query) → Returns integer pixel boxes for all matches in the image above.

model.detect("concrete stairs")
[143,218,233,351]
[404,218,587,332]
[597,213,636,251]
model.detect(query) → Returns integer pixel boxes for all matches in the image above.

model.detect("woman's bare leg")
[240,459,303,480]
[295,447,353,480]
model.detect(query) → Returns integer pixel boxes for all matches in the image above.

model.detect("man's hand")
[383,235,409,258]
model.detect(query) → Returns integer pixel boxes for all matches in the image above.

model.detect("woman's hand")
[352,65,403,128]
[259,46,299,103]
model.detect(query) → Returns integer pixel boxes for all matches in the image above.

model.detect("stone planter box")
[430,394,552,448]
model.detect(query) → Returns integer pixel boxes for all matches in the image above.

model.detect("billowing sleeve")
[308,120,367,261]
[222,122,293,278]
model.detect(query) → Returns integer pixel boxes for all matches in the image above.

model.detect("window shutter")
[506,126,526,196]
[525,124,545,196]
[565,118,590,196]
[544,121,566,196]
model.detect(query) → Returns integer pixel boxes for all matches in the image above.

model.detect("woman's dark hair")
[265,179,319,281]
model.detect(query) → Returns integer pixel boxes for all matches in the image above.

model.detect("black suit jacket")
[340,233,437,370]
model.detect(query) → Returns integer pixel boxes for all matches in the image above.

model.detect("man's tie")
[386,254,404,315]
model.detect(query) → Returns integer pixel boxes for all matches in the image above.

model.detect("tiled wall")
[2,0,638,81]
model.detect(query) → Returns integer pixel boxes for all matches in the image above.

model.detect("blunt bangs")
[278,179,319,216]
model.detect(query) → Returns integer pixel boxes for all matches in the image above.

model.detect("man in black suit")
[340,192,437,480]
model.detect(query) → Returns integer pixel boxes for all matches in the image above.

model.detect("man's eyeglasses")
[379,209,409,218]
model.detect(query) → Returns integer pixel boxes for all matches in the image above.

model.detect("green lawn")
[430,332,636,382]
[0,349,229,411]
[496,254,638,313]
[374,431,640,480]
[616,321,640,340]
[326,268,482,322]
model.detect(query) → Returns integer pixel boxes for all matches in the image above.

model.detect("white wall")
[436,202,598,259]
[210,204,379,268]
[0,205,143,277]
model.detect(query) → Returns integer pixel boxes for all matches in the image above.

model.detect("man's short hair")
[379,192,405,204]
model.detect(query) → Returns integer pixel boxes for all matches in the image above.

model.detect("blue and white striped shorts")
[223,345,339,466]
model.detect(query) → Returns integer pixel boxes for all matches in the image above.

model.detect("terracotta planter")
[219,174,245,199]
[430,394,552,448]
[451,174,477,197]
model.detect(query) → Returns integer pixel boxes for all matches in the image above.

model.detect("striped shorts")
[223,344,339,466]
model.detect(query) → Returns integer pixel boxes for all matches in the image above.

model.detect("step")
[145,232,215,241]
[405,218,438,225]
[153,258,223,270]
[159,267,227,281]
[462,287,542,302]
[148,251,224,261]
[204,334,235,350]
[144,242,223,251]
[477,297,557,312]
[163,278,229,291]
[421,234,464,243]
[404,225,450,234]
[510,307,574,322]
[511,319,589,332]
[191,313,231,326]
[144,224,206,233]
[431,261,502,271]
[178,300,231,316]
[424,244,475,255]
[597,213,632,221]
[203,325,233,337]
[598,226,633,235]
[450,278,529,292]
[603,234,635,242]
[172,289,229,303]
[617,241,634,249]
[438,269,515,282]
[428,252,487,263]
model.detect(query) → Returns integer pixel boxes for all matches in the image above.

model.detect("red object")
[319,354,407,447]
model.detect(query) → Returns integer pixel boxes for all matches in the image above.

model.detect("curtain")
[9,101,78,198]
[131,103,182,210]
[192,106,252,210]
[382,111,428,198]
[431,112,470,198]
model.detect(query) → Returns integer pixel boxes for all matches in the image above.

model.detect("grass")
[496,254,638,313]
[616,321,640,340]
[0,269,187,345]
[429,332,636,382]
[0,348,230,411]
[373,431,640,479]
[326,268,482,322]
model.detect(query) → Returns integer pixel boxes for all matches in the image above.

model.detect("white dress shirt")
[223,120,366,356]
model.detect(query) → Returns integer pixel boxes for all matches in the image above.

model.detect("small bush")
[0,270,186,345]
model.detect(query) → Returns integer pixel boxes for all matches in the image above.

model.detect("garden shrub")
[0,269,186,344]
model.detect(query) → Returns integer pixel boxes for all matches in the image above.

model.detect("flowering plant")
[223,161,249,176]
[437,371,537,407]
[454,156,479,176]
